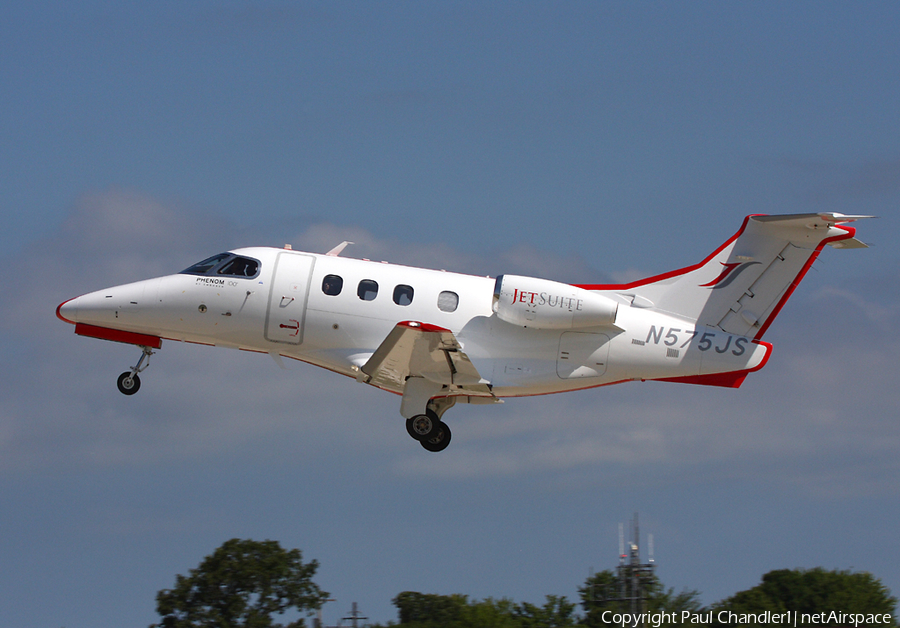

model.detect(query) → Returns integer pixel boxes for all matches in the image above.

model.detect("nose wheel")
[117,372,141,395]
[117,345,154,396]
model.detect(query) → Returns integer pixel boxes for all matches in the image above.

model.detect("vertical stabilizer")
[579,213,870,339]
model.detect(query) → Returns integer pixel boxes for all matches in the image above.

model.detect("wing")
[359,321,496,416]
[360,321,487,390]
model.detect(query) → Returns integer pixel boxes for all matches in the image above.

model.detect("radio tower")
[340,602,368,628]
[592,513,657,627]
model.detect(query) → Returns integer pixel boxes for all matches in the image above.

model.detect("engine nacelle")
[492,274,619,329]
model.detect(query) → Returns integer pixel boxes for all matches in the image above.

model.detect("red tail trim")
[656,371,749,388]
[656,340,773,388]
[753,225,855,340]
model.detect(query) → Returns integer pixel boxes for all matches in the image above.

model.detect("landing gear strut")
[116,345,154,396]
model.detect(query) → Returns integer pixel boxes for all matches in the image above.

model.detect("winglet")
[325,241,354,256]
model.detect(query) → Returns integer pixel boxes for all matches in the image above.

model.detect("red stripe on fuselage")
[74,323,163,349]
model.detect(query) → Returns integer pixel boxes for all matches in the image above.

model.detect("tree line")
[149,539,898,627]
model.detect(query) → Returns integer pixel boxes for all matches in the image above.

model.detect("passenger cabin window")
[437,291,459,312]
[393,284,414,306]
[358,279,379,301]
[180,253,260,279]
[322,274,343,296]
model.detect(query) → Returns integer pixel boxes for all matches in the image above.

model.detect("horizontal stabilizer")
[827,237,868,249]
[753,212,874,225]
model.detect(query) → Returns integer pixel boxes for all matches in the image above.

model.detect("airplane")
[57,212,870,452]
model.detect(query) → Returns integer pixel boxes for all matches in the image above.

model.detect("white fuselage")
[57,212,870,451]
[58,246,769,398]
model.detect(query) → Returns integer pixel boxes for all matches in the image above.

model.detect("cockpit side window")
[217,256,260,278]
[180,253,260,279]
[180,253,232,275]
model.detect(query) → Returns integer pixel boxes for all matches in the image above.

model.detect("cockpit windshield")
[180,253,261,279]
[181,253,232,275]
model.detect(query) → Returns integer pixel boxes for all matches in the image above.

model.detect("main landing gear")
[406,411,452,452]
[405,398,455,452]
[116,345,154,396]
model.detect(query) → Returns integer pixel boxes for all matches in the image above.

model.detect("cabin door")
[265,252,315,345]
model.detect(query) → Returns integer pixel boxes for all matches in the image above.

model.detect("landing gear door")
[265,252,315,345]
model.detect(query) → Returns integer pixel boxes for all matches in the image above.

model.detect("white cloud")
[283,222,606,283]
[810,285,898,330]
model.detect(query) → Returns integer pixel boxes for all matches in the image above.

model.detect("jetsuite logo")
[699,261,761,289]
[509,288,585,311]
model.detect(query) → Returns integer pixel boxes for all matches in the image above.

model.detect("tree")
[386,591,578,628]
[152,538,329,628]
[579,569,703,627]
[462,597,524,628]
[391,591,470,626]
[515,595,579,628]
[711,568,898,626]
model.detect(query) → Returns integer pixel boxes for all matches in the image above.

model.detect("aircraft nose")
[56,278,165,329]
[56,289,122,326]
[56,297,79,324]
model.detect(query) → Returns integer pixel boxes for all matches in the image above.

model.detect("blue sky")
[2,2,899,626]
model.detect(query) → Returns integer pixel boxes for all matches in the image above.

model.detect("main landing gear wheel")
[405,410,452,452]
[406,411,441,441]
[420,421,451,453]
[117,372,141,395]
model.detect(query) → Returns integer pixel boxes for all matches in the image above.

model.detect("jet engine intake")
[492,274,618,329]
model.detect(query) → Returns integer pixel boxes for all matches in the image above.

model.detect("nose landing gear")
[116,345,154,395]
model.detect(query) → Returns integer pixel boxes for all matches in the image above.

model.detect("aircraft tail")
[579,213,870,339]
